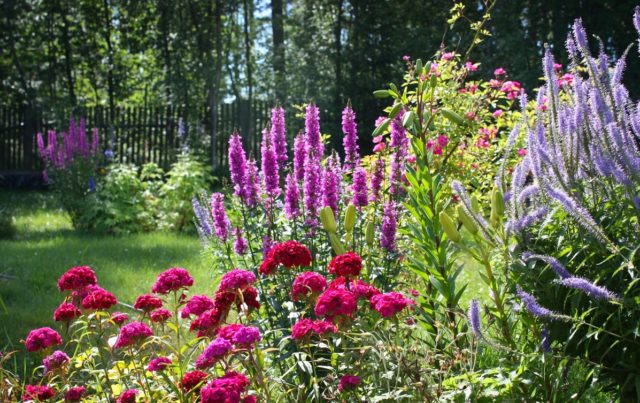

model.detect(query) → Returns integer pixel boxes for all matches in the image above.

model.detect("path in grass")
[0,191,217,365]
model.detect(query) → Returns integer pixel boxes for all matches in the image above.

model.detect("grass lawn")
[0,190,486,369]
[0,190,219,367]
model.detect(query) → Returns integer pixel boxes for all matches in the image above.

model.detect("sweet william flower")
[57,266,97,291]
[64,386,85,402]
[114,322,153,349]
[111,311,129,325]
[150,308,172,323]
[315,288,357,318]
[23,384,55,401]
[25,327,62,352]
[370,292,415,317]
[181,370,208,392]
[181,295,214,318]
[133,294,163,312]
[291,272,327,301]
[43,350,69,372]
[328,252,362,277]
[81,286,117,310]
[53,302,81,322]
[117,389,138,403]
[151,267,193,294]
[338,375,361,392]
[148,356,172,372]
[219,269,256,291]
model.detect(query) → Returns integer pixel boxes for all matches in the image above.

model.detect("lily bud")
[456,204,478,234]
[320,206,337,233]
[365,220,375,246]
[344,204,357,232]
[439,211,461,243]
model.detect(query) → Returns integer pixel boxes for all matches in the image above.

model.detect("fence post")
[22,104,37,170]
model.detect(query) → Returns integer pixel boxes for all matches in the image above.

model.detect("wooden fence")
[0,99,272,172]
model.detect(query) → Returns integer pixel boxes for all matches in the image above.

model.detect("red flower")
[200,371,250,403]
[217,323,243,341]
[328,252,362,277]
[291,318,315,340]
[64,386,85,402]
[238,286,260,311]
[269,240,312,268]
[81,286,117,310]
[110,311,129,325]
[25,327,62,352]
[190,308,224,337]
[53,302,81,322]
[133,294,163,312]
[314,289,357,318]
[329,277,380,301]
[370,292,415,317]
[219,269,256,291]
[181,295,214,318]
[114,322,153,349]
[151,268,194,294]
[150,308,172,323]
[181,370,208,392]
[57,266,97,292]
[291,272,327,301]
[259,255,278,275]
[23,384,55,401]
[116,389,138,403]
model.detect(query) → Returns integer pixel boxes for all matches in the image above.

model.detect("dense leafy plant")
[36,118,101,228]
[0,205,16,239]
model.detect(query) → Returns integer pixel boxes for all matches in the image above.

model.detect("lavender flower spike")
[192,197,212,236]
[380,201,397,252]
[557,277,620,302]
[352,167,369,208]
[233,227,248,256]
[210,193,230,241]
[228,133,248,199]
[342,104,359,170]
[522,252,571,279]
[261,128,280,198]
[516,286,561,320]
[284,172,301,220]
[270,106,288,167]
[305,103,323,158]
[468,299,482,338]
[293,133,306,182]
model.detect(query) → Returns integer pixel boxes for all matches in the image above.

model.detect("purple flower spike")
[557,277,619,302]
[380,201,397,252]
[271,107,288,167]
[516,286,560,320]
[228,134,248,199]
[352,167,368,208]
[261,128,280,199]
[468,299,482,338]
[211,193,230,241]
[342,105,359,170]
[284,173,301,220]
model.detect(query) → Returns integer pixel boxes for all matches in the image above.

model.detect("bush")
[0,206,16,239]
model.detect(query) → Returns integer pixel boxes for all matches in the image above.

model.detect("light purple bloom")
[43,350,69,372]
[270,107,288,167]
[342,105,359,170]
[196,337,233,369]
[522,253,571,279]
[370,158,385,202]
[380,201,397,252]
[228,134,248,199]
[284,173,301,220]
[322,154,341,216]
[352,167,368,208]
[468,299,481,338]
[231,326,262,345]
[244,159,261,208]
[303,146,322,228]
[293,134,306,183]
[211,193,230,241]
[305,103,323,158]
[389,114,408,197]
[557,277,619,302]
[192,197,213,236]
[261,128,280,199]
[233,227,248,255]
[516,286,559,320]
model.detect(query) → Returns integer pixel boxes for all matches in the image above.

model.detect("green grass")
[0,190,218,365]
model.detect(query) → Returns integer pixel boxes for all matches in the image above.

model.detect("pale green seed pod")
[439,211,461,243]
[329,234,346,255]
[320,206,337,233]
[365,220,375,246]
[456,204,478,234]
[344,204,357,232]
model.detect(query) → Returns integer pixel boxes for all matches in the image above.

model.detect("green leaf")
[373,89,390,98]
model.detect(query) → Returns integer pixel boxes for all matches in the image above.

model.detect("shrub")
[0,205,15,239]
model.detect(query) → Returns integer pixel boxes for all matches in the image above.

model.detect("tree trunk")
[102,0,115,122]
[210,0,224,171]
[334,0,343,107]
[271,0,285,102]
[243,0,253,136]
[59,1,77,107]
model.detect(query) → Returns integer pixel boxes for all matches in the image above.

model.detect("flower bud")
[320,206,337,233]
[329,234,346,255]
[456,204,478,234]
[365,220,375,246]
[439,212,461,243]
[344,204,357,232]
[471,195,480,213]
[491,188,505,216]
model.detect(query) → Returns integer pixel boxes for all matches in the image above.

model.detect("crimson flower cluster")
[259,240,312,275]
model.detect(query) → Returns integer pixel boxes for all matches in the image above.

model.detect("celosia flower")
[181,295,214,319]
[211,193,231,241]
[352,167,369,207]
[25,327,62,352]
[116,389,138,403]
[151,267,194,294]
[81,286,117,310]
[53,302,81,322]
[43,350,69,372]
[150,308,172,323]
[315,289,357,318]
[148,356,172,372]
[196,337,233,369]
[111,311,129,325]
[23,384,56,401]
[328,252,362,277]
[342,105,360,170]
[338,375,361,392]
[200,371,250,403]
[219,269,256,291]
[114,322,153,349]
[64,386,85,402]
[370,292,415,317]
[468,299,482,338]
[134,294,163,312]
[291,272,327,301]
[268,240,313,269]
[57,266,97,291]
[181,370,208,392]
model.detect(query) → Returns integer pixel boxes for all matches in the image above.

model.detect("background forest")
[2,0,640,153]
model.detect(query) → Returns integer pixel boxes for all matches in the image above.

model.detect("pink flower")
[372,135,384,144]
[338,375,361,392]
[231,326,261,346]
[465,61,478,72]
[151,268,193,294]
[181,370,208,392]
[148,356,172,372]
[64,386,86,402]
[117,389,138,403]
[465,111,476,120]
[200,371,250,403]
[181,295,214,318]
[196,338,233,369]
[492,109,503,118]
[518,148,527,156]
[114,322,153,349]
[23,384,55,401]
[494,67,506,76]
[433,146,443,155]
[219,269,256,291]
[291,272,327,301]
[475,137,491,149]
[489,79,501,88]
[373,142,386,153]
[291,318,315,339]
[314,289,357,318]
[217,323,244,341]
[553,62,563,70]
[57,266,97,292]
[25,327,62,352]
[370,292,415,317]
[374,116,387,128]
[53,302,81,322]
[81,286,117,310]
[558,73,573,86]
[402,55,410,62]
[407,154,416,164]
[150,308,172,323]
[43,350,69,372]
[267,240,313,269]
[111,312,129,325]
[312,320,337,336]
[134,294,163,312]
[437,135,449,148]
[441,51,455,61]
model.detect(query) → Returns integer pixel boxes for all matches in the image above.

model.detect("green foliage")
[0,206,15,239]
